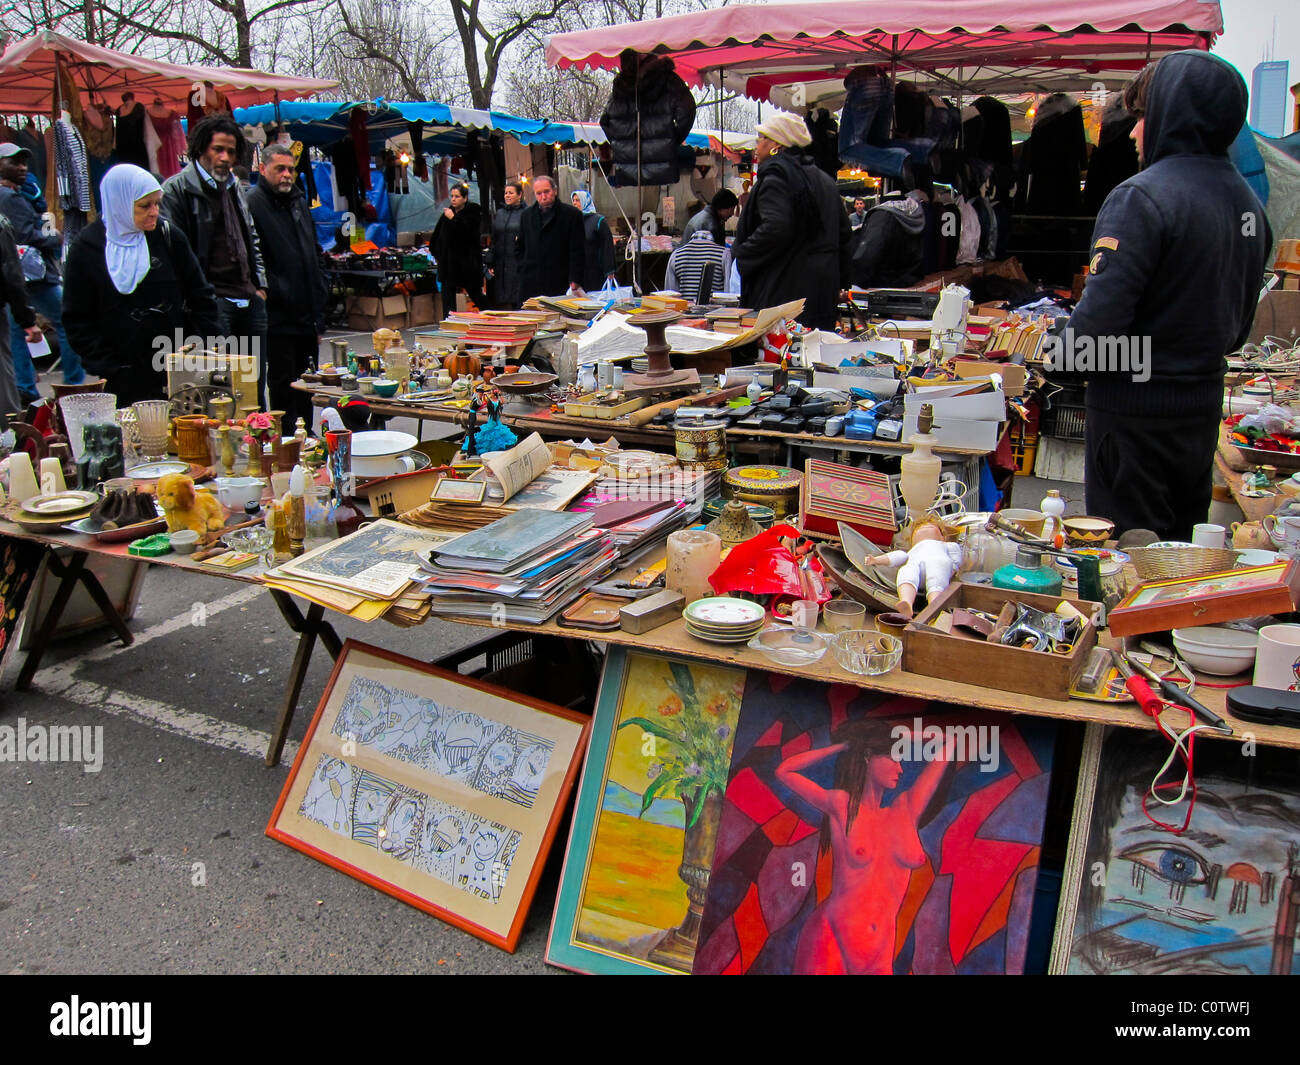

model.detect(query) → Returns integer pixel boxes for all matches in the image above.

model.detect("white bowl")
[351,430,419,477]
[1171,625,1259,676]
[212,476,265,510]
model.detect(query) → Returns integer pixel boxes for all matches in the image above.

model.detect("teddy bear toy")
[156,472,226,535]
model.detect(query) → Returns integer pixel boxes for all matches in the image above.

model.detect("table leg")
[14,550,88,691]
[265,590,342,767]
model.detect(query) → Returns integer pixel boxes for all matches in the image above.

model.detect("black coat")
[160,163,267,295]
[62,220,219,406]
[0,215,36,328]
[246,182,327,336]
[517,202,585,301]
[431,201,484,292]
[491,201,525,308]
[732,148,852,330]
[1062,50,1270,420]
[600,51,696,186]
[580,213,616,293]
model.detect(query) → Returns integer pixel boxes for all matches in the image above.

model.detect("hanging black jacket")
[517,201,585,300]
[431,201,484,292]
[491,201,525,308]
[600,50,696,186]
[732,148,852,330]
[1062,50,1271,418]
[62,220,219,406]
[246,181,327,336]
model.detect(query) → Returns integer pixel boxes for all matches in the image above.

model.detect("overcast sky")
[1214,0,1297,133]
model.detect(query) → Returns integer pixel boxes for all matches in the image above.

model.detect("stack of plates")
[683,597,766,643]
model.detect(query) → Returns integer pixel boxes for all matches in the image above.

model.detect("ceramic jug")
[1231,521,1273,551]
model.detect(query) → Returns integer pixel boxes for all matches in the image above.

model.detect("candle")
[7,452,39,503]
[666,530,722,605]
[38,457,66,495]
[287,464,307,556]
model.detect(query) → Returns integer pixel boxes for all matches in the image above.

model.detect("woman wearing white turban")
[62,164,218,405]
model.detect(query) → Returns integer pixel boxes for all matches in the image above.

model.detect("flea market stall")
[6,3,1300,979]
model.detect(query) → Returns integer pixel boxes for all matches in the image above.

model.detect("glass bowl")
[830,630,902,676]
[747,626,828,666]
[222,526,275,565]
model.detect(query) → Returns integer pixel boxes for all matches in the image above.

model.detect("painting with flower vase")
[548,647,745,974]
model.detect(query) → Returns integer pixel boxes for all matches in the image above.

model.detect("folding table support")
[264,589,343,767]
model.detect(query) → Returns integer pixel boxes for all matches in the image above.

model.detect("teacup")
[1262,514,1300,552]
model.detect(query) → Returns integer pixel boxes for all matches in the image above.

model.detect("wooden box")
[1106,560,1300,637]
[903,581,1100,699]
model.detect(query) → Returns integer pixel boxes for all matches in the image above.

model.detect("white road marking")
[80,585,265,662]
[27,669,298,765]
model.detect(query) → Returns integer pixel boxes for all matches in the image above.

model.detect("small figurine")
[863,518,963,618]
[77,421,125,486]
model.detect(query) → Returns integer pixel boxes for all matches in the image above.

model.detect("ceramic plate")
[21,490,100,516]
[127,460,189,479]
[683,597,766,627]
[351,430,418,458]
[685,625,762,644]
[838,522,900,592]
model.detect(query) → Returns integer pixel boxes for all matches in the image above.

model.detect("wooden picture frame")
[547,646,747,974]
[266,640,589,951]
[1106,561,1300,637]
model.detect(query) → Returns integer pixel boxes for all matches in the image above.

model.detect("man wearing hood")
[851,193,926,288]
[732,111,852,330]
[1057,51,1270,541]
[247,144,327,425]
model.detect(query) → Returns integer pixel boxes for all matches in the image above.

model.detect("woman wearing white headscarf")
[62,164,218,405]
[571,189,615,293]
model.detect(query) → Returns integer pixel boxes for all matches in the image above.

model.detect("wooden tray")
[556,591,637,631]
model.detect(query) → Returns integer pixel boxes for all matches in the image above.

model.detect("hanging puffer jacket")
[600,49,697,186]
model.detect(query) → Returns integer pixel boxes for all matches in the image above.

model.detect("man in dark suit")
[516,175,585,302]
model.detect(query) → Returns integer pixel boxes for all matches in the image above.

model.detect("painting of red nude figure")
[692,673,1056,974]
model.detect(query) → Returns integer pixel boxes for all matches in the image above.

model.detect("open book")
[469,433,598,511]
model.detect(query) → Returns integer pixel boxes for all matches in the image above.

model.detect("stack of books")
[440,310,549,345]
[570,496,689,563]
[421,510,618,624]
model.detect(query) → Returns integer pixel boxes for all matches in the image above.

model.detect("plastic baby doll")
[864,519,963,618]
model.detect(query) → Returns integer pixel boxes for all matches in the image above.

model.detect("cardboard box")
[952,360,1026,396]
[903,581,1101,699]
[347,294,408,331]
[903,388,1006,422]
[1248,290,1300,345]
[396,231,416,247]
[408,292,438,326]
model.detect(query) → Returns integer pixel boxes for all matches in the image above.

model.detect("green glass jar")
[992,547,1063,596]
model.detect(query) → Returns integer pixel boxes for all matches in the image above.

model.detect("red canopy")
[0,31,338,114]
[547,0,1222,107]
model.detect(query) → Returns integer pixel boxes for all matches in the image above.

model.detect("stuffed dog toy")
[156,473,225,535]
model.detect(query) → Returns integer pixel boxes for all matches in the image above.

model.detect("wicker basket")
[1128,546,1240,581]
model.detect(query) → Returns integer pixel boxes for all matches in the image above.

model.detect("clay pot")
[442,351,482,379]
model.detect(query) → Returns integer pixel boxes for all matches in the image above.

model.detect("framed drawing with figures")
[266,640,589,951]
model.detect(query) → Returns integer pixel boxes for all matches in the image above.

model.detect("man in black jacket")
[160,115,269,407]
[733,112,852,330]
[516,176,585,302]
[1051,51,1270,540]
[247,144,327,426]
[0,213,41,423]
[851,194,925,288]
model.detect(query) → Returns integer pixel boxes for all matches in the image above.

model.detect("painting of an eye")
[1120,844,1210,886]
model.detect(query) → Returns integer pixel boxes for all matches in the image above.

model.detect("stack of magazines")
[421,510,618,624]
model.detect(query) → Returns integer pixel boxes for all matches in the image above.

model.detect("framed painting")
[547,647,747,974]
[1051,725,1300,975]
[267,640,589,952]
[692,673,1057,974]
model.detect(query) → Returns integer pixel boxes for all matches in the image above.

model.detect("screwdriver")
[1111,650,1166,719]
[1124,653,1233,734]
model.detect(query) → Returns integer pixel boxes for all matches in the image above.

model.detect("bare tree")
[329,0,461,102]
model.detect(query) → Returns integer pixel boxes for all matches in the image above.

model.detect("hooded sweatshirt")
[1064,50,1271,417]
[851,197,925,288]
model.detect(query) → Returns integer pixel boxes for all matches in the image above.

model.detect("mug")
[1192,522,1226,549]
[1253,624,1300,690]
